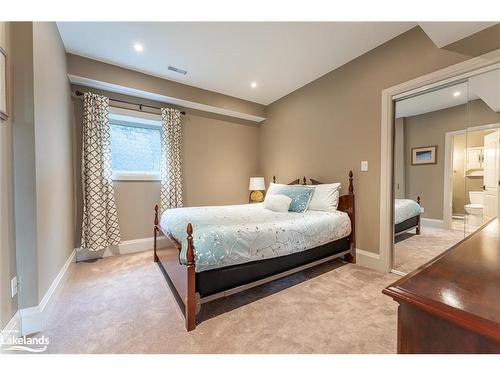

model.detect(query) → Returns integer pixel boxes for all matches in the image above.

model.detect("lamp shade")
[249,177,265,191]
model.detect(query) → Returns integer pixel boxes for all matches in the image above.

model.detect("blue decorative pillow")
[266,183,314,213]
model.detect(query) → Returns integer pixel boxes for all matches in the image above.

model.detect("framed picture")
[412,145,437,165]
[0,46,8,121]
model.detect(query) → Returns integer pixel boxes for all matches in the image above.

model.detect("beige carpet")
[394,224,465,274]
[34,251,400,354]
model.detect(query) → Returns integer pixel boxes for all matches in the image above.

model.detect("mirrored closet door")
[392,66,500,274]
[392,82,468,274]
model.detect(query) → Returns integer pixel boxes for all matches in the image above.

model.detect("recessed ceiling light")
[453,91,461,97]
[251,82,257,88]
[133,43,144,53]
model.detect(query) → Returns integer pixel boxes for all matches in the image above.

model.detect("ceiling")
[395,66,500,118]
[57,22,496,105]
[469,69,500,112]
[396,82,471,118]
[419,22,498,48]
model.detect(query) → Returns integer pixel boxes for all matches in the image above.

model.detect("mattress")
[160,203,351,272]
[394,199,422,225]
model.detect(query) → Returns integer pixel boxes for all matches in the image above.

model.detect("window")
[109,111,162,181]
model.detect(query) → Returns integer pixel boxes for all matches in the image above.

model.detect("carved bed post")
[348,170,354,195]
[302,176,307,185]
[416,196,421,235]
[272,176,276,183]
[185,223,197,331]
[153,205,159,262]
[344,170,356,263]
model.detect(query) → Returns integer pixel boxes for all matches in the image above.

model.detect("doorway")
[444,125,500,233]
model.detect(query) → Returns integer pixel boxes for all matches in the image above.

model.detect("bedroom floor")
[393,222,465,274]
[33,251,399,354]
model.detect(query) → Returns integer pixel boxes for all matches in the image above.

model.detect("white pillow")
[266,182,285,195]
[308,183,341,212]
[263,194,292,212]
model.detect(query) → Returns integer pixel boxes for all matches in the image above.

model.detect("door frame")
[378,48,500,273]
[443,123,500,229]
[483,129,500,221]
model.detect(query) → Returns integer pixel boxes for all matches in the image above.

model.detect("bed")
[153,171,355,331]
[394,197,421,236]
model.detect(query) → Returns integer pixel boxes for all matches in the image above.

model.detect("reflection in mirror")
[392,82,469,274]
[466,68,500,235]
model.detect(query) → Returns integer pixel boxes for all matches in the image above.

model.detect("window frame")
[109,108,162,182]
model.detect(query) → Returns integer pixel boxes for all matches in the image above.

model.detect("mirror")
[392,82,468,274]
[465,67,500,235]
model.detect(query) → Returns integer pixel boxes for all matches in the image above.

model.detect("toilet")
[464,191,484,225]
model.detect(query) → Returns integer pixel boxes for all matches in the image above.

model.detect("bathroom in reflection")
[391,67,500,274]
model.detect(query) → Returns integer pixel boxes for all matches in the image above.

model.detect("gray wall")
[0,22,18,328]
[404,100,500,220]
[260,25,500,254]
[33,22,74,300]
[11,22,39,309]
[1,22,74,326]
[403,104,467,220]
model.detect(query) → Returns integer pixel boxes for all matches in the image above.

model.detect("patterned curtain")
[160,108,183,213]
[81,93,121,251]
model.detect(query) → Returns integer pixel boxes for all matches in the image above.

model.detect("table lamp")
[249,177,266,203]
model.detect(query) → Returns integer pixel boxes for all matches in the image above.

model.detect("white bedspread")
[160,203,351,272]
[394,199,422,224]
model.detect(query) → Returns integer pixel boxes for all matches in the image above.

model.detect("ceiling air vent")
[168,66,187,75]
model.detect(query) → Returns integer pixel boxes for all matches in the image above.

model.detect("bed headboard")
[272,176,302,185]
[272,171,353,196]
[272,171,355,256]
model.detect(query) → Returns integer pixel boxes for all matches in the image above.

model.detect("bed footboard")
[185,223,196,331]
[154,205,197,331]
[153,205,160,263]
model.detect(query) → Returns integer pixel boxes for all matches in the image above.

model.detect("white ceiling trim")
[68,74,266,123]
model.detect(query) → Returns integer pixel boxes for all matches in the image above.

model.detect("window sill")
[112,172,161,181]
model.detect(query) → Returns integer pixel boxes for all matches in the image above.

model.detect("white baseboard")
[19,306,41,336]
[1,311,21,349]
[17,249,76,336]
[39,249,76,328]
[355,248,385,272]
[421,218,446,229]
[76,236,167,262]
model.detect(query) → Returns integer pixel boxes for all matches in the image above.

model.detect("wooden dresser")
[383,218,500,353]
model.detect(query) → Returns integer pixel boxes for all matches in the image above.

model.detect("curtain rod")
[73,90,186,115]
